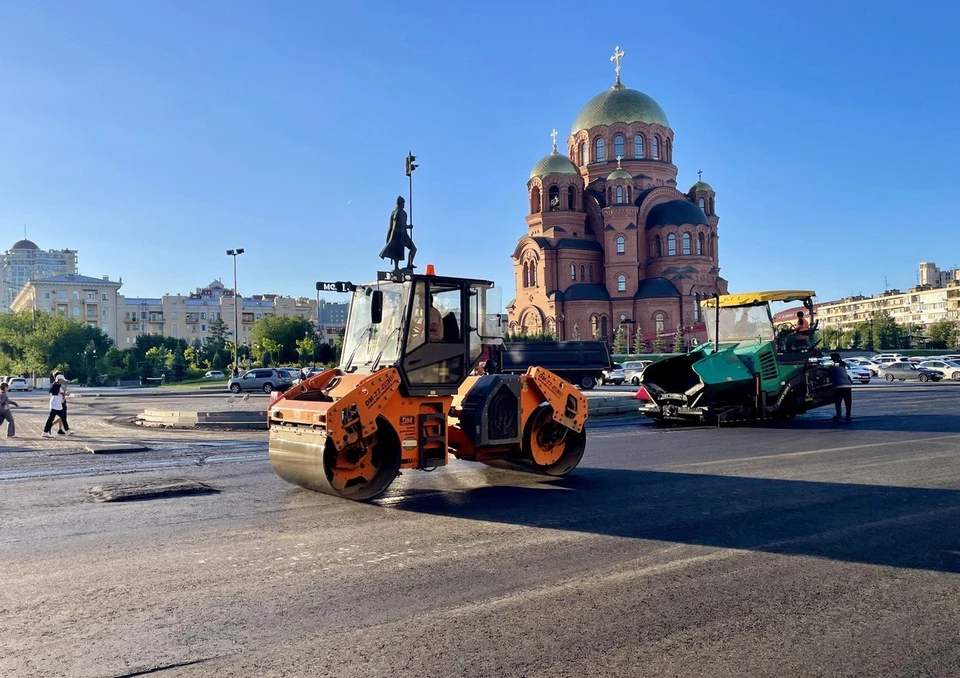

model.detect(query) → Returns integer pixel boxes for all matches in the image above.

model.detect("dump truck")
[492,340,612,390]
[267,269,588,500]
[640,290,836,424]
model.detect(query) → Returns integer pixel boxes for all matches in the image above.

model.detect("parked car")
[228,368,293,393]
[8,377,30,391]
[872,355,909,367]
[203,370,226,379]
[917,360,960,381]
[821,359,871,384]
[600,363,626,386]
[622,360,653,385]
[877,362,942,382]
[844,356,880,375]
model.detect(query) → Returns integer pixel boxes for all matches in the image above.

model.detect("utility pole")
[226,249,245,375]
[405,151,418,240]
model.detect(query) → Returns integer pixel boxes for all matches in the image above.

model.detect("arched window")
[616,186,623,204]
[697,233,704,255]
[570,263,576,281]
[616,235,625,254]
[667,233,676,256]
[548,185,560,211]
[634,135,643,158]
[601,316,608,339]
[652,137,660,160]
[523,262,529,288]
[607,186,613,204]
[614,135,624,158]
[617,275,626,292]
[588,265,594,282]
[694,293,701,322]
[595,138,605,162]
[580,142,587,165]
[665,138,671,162]
[698,197,705,211]
[655,312,665,334]
[626,186,631,203]
[591,315,599,338]
[567,186,575,210]
[682,233,691,255]
[532,263,537,286]
[531,186,541,213]
[580,264,585,282]
[655,236,662,257]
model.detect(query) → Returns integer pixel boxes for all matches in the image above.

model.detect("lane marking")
[674,433,960,467]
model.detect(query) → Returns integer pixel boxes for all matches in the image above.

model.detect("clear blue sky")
[2,1,958,306]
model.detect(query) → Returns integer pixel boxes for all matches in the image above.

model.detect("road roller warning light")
[268,269,588,501]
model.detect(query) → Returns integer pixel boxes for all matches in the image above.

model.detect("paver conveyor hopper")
[267,269,588,500]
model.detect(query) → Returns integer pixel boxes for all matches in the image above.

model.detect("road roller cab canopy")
[339,271,503,396]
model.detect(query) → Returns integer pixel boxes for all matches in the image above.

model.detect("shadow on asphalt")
[643,413,960,434]
[384,468,960,574]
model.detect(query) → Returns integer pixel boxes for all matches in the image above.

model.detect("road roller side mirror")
[371,290,383,324]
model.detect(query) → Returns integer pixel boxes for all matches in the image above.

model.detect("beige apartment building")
[10,273,124,343]
[816,283,960,332]
[12,275,348,348]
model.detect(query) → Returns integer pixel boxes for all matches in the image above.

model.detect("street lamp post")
[226,248,245,375]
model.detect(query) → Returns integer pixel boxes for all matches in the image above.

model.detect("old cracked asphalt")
[2,383,960,677]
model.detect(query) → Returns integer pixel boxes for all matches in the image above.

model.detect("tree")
[926,319,958,350]
[612,326,627,355]
[820,327,842,350]
[869,312,902,350]
[170,349,188,382]
[206,318,230,354]
[572,324,581,340]
[672,325,685,353]
[652,328,666,354]
[249,315,315,365]
[634,326,643,355]
[296,335,315,365]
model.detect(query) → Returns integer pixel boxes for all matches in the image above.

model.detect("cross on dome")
[698,169,703,181]
[616,155,623,169]
[610,46,625,88]
[550,128,558,153]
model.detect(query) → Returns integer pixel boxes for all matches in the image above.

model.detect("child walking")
[0,382,19,438]
[42,375,71,438]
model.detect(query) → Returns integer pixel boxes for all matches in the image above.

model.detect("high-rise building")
[1,239,78,312]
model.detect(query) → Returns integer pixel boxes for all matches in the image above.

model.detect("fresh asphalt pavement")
[2,382,960,677]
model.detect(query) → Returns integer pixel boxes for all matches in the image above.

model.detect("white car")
[917,360,960,381]
[8,377,30,391]
[821,359,871,384]
[600,364,626,385]
[203,370,226,379]
[844,356,880,375]
[622,360,653,385]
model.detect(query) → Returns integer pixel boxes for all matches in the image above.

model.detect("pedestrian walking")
[52,372,71,435]
[0,381,19,438]
[41,375,72,438]
[830,352,853,422]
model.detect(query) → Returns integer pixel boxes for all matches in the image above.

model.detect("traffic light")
[405,152,418,176]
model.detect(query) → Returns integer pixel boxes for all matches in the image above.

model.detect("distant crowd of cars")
[600,353,960,387]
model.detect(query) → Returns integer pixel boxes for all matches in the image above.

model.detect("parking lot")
[2,382,960,676]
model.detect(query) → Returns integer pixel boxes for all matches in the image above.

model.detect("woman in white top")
[41,374,72,438]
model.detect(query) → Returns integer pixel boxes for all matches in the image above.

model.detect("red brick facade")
[507,80,728,351]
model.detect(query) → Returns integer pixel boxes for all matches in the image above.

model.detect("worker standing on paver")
[0,381,19,438]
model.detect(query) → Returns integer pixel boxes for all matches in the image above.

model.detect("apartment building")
[1,239,78,312]
[10,273,123,343]
[815,283,960,331]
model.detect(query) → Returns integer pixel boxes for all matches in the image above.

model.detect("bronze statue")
[380,196,417,272]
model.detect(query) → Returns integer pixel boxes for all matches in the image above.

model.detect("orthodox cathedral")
[507,48,728,349]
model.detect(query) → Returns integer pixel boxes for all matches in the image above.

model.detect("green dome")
[607,169,633,181]
[572,86,670,133]
[690,180,715,193]
[530,151,580,180]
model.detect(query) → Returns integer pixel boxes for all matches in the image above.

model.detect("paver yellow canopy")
[267,269,588,500]
[641,290,838,424]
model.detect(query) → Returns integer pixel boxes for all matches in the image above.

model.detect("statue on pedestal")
[380,196,417,273]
